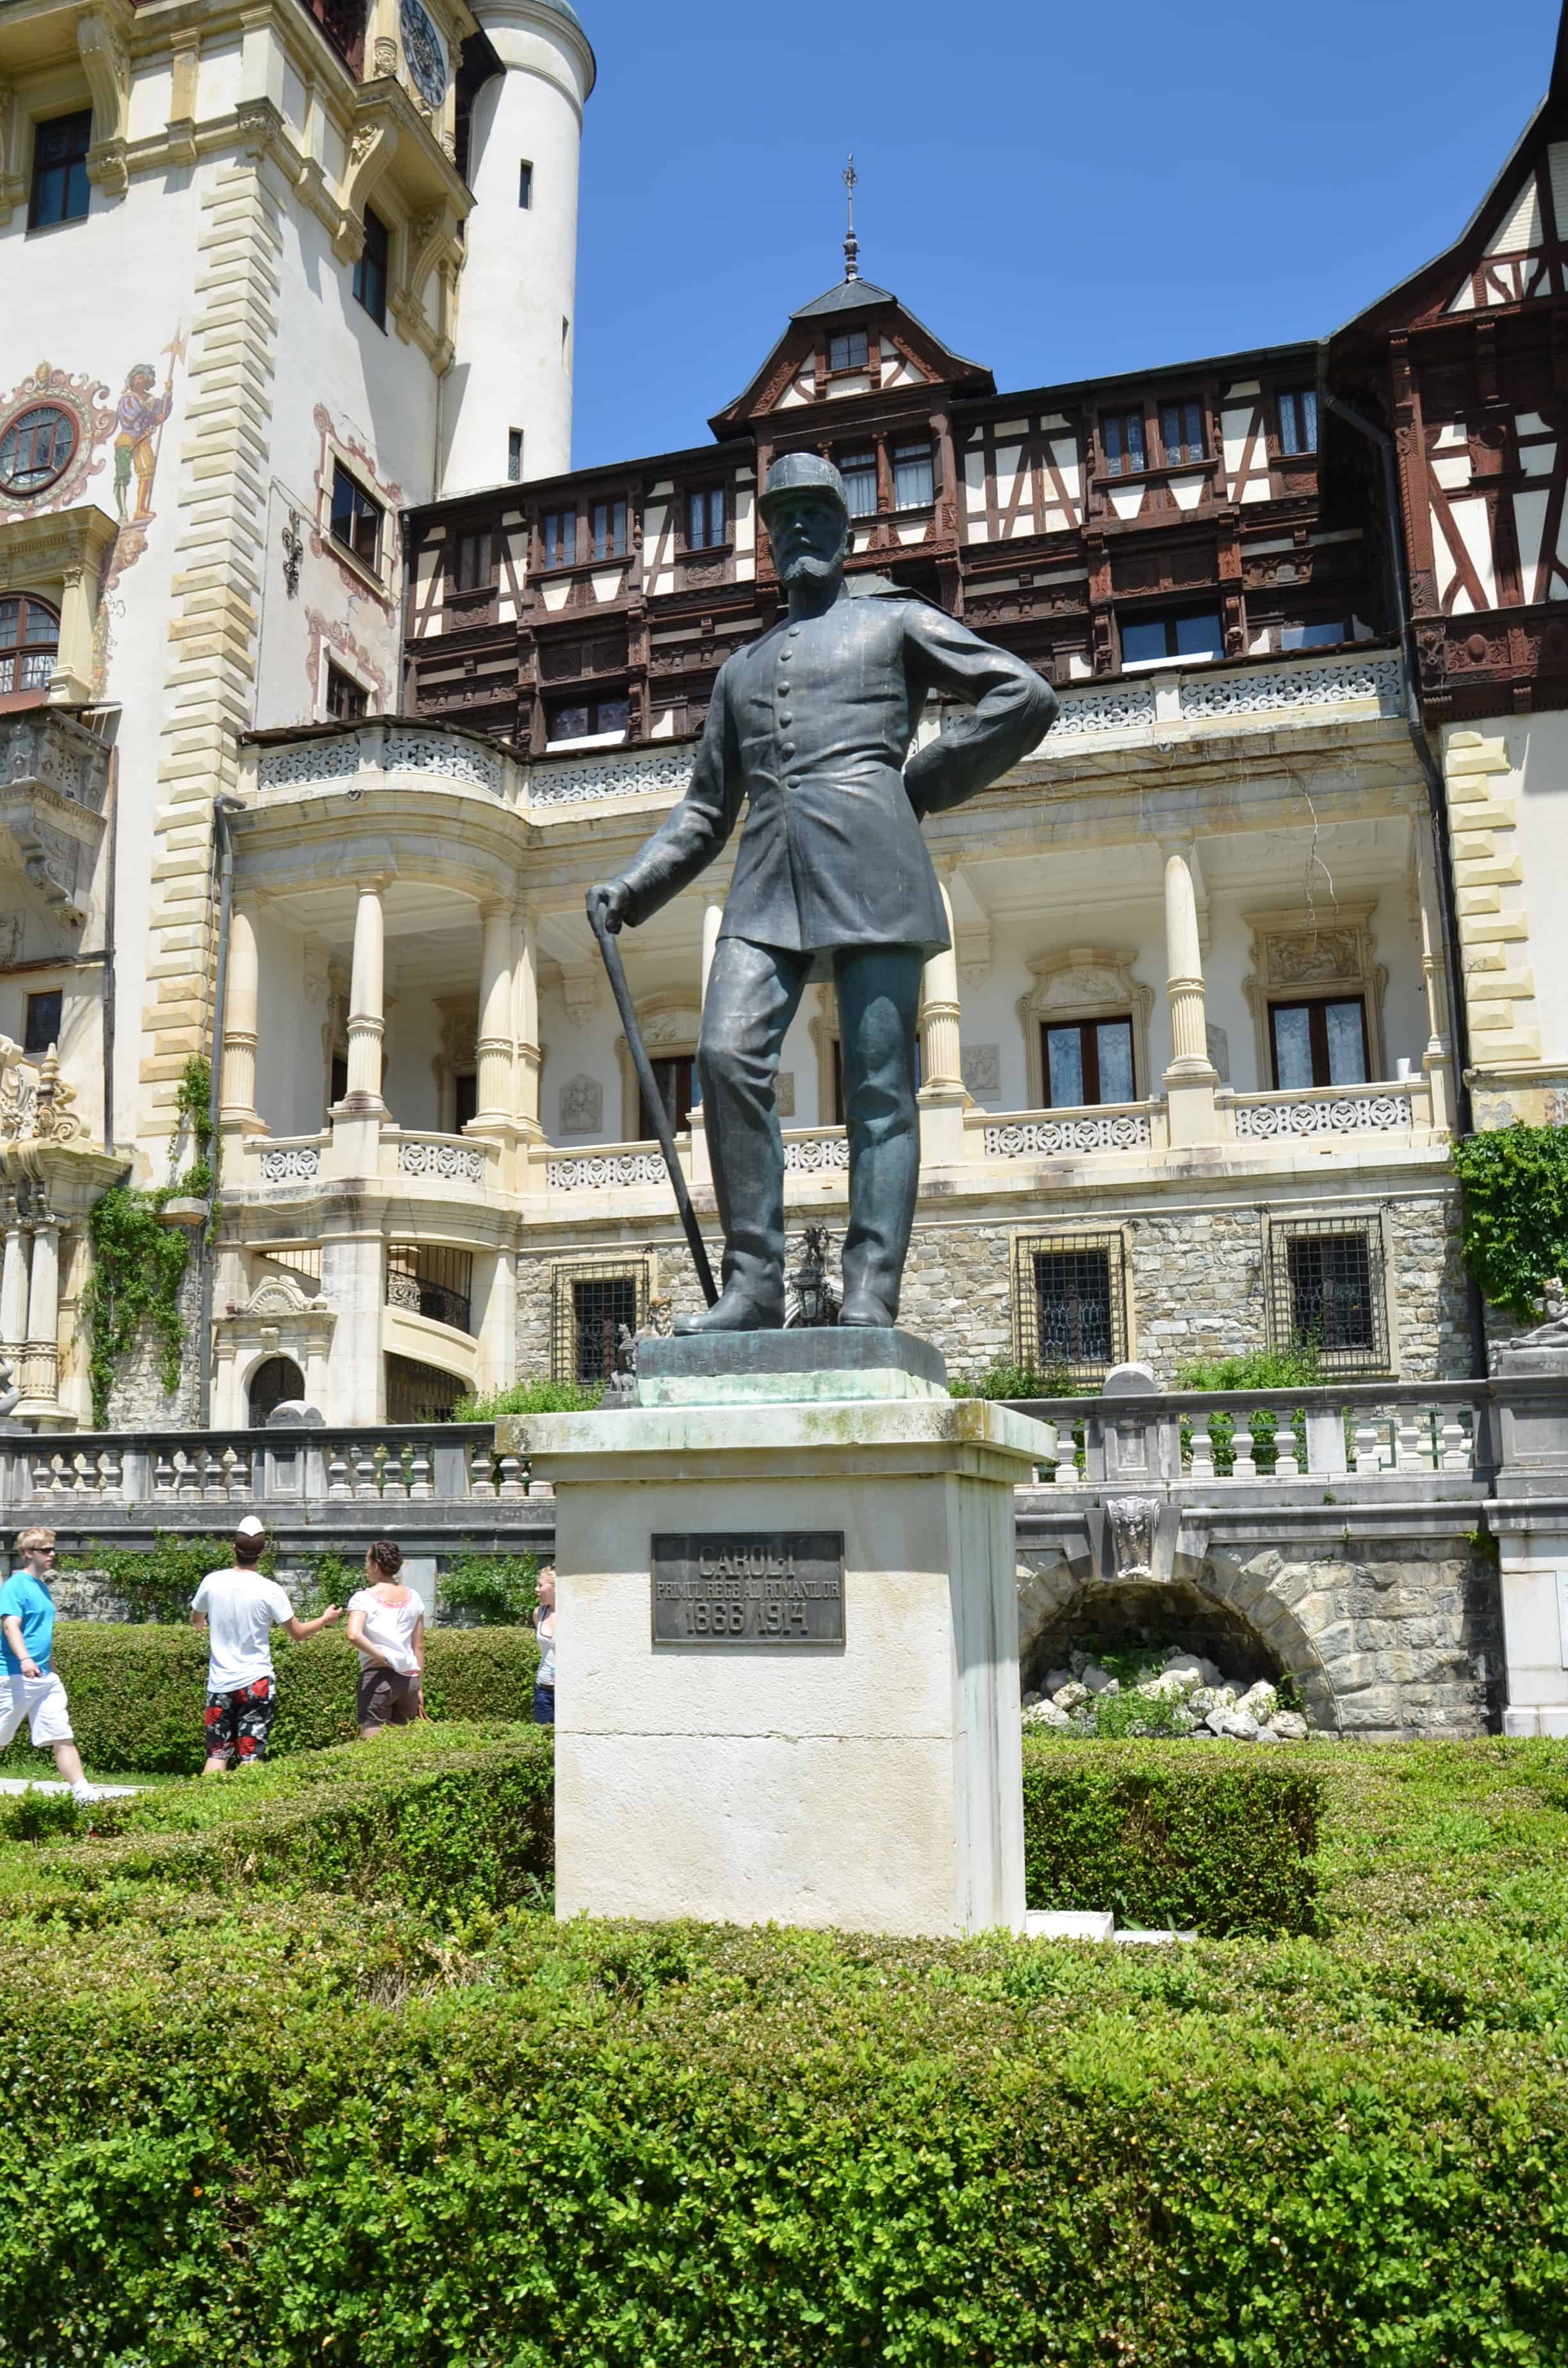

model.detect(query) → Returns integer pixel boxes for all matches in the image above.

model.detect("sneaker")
[71,1782,104,1805]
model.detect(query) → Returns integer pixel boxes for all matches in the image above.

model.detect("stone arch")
[1015,1545,1339,1729]
[247,1353,305,1426]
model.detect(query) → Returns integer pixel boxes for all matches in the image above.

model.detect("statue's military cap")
[758,452,849,522]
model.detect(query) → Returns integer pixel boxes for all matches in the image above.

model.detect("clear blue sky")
[569,0,1559,470]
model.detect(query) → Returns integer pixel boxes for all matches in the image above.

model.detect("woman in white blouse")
[345,1539,425,1738]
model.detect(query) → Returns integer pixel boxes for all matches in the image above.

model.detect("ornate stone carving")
[259,1145,322,1183]
[558,1075,603,1136]
[1266,930,1360,987]
[1234,1089,1414,1139]
[548,1151,667,1190]
[398,1139,485,1183]
[782,1133,850,1172]
[986,1114,1150,1156]
[1105,1495,1161,1583]
[530,746,694,810]
[961,1043,1000,1099]
[774,1069,796,1119]
[1205,1023,1230,1084]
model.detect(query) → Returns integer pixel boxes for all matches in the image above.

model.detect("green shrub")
[0,1723,553,1914]
[438,1548,541,1627]
[0,1623,538,1776]
[60,1531,277,1625]
[1020,1737,1321,1933]
[1,1741,1568,2358]
[455,1376,602,1418]
[949,1358,1090,1399]
[1452,1121,1568,1319]
[1173,1343,1321,1474]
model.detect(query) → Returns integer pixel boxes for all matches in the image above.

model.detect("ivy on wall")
[1450,1123,1568,1321]
[83,1056,214,1426]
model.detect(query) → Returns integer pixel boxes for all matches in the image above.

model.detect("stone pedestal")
[505,1334,1038,1938]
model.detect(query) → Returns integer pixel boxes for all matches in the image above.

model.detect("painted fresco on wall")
[305,609,389,712]
[302,404,405,716]
[92,337,186,693]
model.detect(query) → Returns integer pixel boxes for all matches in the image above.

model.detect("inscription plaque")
[651,1531,844,1646]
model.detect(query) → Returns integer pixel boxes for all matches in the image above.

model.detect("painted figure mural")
[113,358,176,523]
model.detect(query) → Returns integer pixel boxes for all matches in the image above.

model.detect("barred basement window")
[1268,1218,1386,1372]
[552,1259,650,1384]
[1012,1232,1127,1384]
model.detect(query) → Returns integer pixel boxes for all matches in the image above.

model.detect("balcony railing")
[1013,1377,1496,1490]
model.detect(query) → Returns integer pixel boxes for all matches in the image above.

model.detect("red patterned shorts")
[203,1675,277,1764]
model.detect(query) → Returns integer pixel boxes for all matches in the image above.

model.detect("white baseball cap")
[235,1515,266,1540]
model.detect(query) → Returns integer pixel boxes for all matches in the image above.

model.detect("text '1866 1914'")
[651,1531,845,1646]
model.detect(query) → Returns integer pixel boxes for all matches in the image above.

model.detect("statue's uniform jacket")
[617,584,1057,960]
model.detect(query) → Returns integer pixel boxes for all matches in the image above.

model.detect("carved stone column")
[343,884,386,1107]
[0,1206,29,1369]
[20,1215,61,1418]
[220,901,266,1133]
[472,899,514,1130]
[513,907,542,1140]
[1414,813,1454,1134]
[1161,843,1219,1145]
[919,873,967,1164]
[699,892,724,1003]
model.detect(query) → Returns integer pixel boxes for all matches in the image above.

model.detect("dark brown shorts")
[356,1666,421,1731]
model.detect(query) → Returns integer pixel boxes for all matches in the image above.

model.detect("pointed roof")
[792,277,897,318]
[708,279,993,438]
[1334,1,1568,343]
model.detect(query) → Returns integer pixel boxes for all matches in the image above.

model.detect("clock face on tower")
[400,0,447,108]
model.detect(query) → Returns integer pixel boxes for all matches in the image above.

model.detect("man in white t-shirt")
[190,1517,341,1775]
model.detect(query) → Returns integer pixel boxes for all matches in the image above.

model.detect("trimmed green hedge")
[2,1738,1568,2358]
[0,1722,553,1913]
[1021,1738,1321,1934]
[0,1622,539,1775]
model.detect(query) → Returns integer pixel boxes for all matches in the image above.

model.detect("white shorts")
[0,1668,74,1748]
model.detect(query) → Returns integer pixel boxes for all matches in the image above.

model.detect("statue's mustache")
[781,550,838,585]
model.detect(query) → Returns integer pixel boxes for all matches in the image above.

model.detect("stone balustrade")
[1013,1376,1496,1490]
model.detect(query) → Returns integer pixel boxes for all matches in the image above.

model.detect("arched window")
[248,1354,305,1426]
[0,595,59,712]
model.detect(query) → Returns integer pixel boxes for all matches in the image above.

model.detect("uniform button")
[788,625,801,637]
[780,648,793,662]
[786,775,799,788]
[781,742,796,757]
[778,712,792,726]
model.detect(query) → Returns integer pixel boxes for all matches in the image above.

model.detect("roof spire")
[842,152,859,283]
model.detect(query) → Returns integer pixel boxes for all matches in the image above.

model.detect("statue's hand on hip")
[587,879,632,935]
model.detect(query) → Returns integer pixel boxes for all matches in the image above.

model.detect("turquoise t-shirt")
[0,1571,55,1675]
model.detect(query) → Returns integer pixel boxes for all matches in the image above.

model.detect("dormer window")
[892,441,934,510]
[1103,411,1146,476]
[840,450,878,518]
[687,487,726,550]
[1159,399,1204,466]
[828,328,869,372]
[591,497,627,561]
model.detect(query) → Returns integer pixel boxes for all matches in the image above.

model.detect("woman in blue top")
[0,1527,100,1804]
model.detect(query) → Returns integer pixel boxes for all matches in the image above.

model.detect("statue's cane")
[589,900,719,1307]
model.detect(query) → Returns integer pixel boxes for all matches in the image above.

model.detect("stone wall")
[514,1192,1468,1385]
[102,1256,205,1430]
[1015,1529,1502,1740]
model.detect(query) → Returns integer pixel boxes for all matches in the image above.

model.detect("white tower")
[442,0,595,493]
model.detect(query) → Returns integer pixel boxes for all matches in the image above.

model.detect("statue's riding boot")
[674,1259,786,1334]
[835,946,924,1329]
[675,938,808,1334]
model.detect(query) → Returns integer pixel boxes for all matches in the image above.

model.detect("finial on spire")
[842,152,859,283]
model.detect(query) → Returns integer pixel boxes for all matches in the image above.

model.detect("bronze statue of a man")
[588,452,1056,1335]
